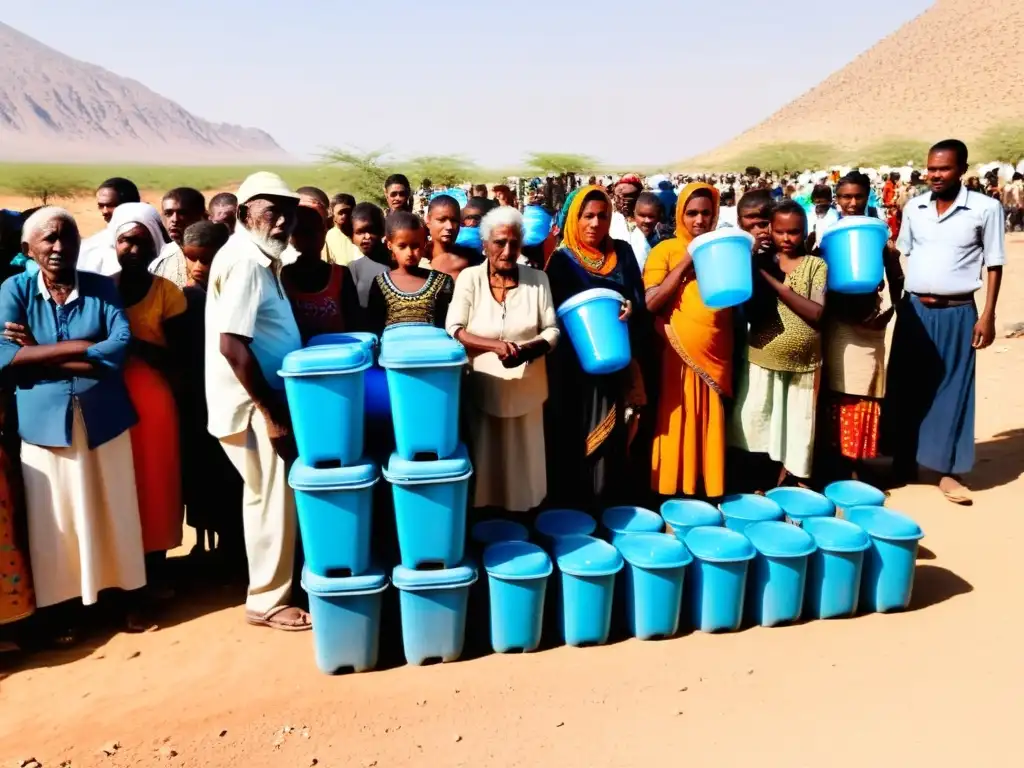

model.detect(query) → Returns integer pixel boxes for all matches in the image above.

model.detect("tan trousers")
[219,408,296,615]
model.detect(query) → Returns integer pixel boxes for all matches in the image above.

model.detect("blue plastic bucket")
[615,533,692,640]
[472,519,530,547]
[684,526,755,632]
[719,494,784,533]
[745,521,817,627]
[824,480,886,517]
[523,205,553,247]
[688,229,755,309]
[660,499,722,540]
[845,506,924,613]
[534,509,596,549]
[289,458,379,577]
[383,446,473,569]
[302,566,387,674]
[380,336,467,461]
[554,535,623,646]
[601,506,664,544]
[307,332,391,447]
[802,517,871,619]
[765,487,836,526]
[280,344,372,467]
[484,541,552,653]
[380,325,449,343]
[393,563,477,665]
[819,216,887,294]
[556,288,632,376]
[308,331,378,354]
[455,225,483,253]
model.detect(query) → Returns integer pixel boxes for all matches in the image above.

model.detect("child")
[806,184,839,250]
[820,172,903,480]
[731,200,828,487]
[423,194,480,280]
[366,211,454,334]
[347,202,390,311]
[324,193,360,266]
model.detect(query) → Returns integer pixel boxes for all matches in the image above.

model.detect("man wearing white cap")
[205,172,309,631]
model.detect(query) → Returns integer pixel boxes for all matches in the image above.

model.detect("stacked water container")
[378,326,478,665]
[281,338,385,674]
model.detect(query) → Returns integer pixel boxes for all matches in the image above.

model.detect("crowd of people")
[0,137,1005,651]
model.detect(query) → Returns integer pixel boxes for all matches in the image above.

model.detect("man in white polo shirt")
[205,172,308,630]
[886,139,1005,504]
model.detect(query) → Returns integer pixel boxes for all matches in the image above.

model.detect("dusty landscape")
[0,194,1021,767]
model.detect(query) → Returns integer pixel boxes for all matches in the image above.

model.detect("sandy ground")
[0,195,1022,768]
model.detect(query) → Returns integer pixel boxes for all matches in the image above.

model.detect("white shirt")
[610,212,653,272]
[77,227,117,275]
[205,228,302,439]
[898,185,1006,296]
[717,205,738,229]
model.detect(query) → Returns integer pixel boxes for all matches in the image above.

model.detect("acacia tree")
[320,147,392,207]
[408,155,477,189]
[12,176,86,205]
[524,152,598,175]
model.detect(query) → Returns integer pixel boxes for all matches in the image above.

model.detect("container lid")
[380,324,450,343]
[660,499,722,528]
[280,343,371,377]
[379,337,468,369]
[391,562,477,590]
[553,534,623,577]
[686,227,755,256]
[472,519,530,546]
[801,516,871,553]
[765,487,835,520]
[719,494,784,522]
[307,332,378,351]
[819,215,889,244]
[744,521,817,558]
[382,444,473,484]
[483,541,553,580]
[289,457,379,491]
[601,506,664,535]
[615,533,692,570]
[301,564,388,596]
[534,509,597,539]
[556,287,625,319]
[823,480,887,509]
[684,526,756,563]
[844,506,924,542]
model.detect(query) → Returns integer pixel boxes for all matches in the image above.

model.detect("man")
[610,173,646,263]
[205,171,308,631]
[323,193,360,266]
[807,184,839,247]
[78,177,141,274]
[887,139,1004,505]
[296,186,330,224]
[384,173,412,213]
[1002,173,1024,232]
[209,192,239,230]
[471,183,489,199]
[154,187,207,287]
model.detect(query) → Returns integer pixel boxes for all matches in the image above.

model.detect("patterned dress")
[366,270,455,333]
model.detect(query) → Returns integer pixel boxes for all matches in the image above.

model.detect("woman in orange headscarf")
[643,183,732,498]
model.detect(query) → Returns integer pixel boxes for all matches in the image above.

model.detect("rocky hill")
[0,21,289,163]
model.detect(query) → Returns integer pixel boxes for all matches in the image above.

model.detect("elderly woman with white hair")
[446,206,559,513]
[0,207,145,642]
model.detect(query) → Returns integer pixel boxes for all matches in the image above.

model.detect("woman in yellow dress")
[643,183,732,499]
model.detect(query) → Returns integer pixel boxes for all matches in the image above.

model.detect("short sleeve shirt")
[748,255,828,374]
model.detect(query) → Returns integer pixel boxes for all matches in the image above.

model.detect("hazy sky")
[4,0,933,167]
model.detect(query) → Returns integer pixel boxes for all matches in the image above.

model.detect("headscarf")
[616,173,644,189]
[555,185,617,276]
[673,182,720,250]
[109,202,165,256]
[555,187,581,233]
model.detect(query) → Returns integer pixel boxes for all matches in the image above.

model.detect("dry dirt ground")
[0,195,1021,768]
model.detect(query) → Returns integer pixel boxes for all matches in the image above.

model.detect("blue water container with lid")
[844,506,923,613]
[824,480,886,516]
[660,499,722,540]
[765,487,836,527]
[534,509,596,549]
[615,533,692,640]
[383,445,473,569]
[719,494,785,533]
[802,517,871,619]
[472,519,530,547]
[687,229,755,309]
[280,343,372,467]
[556,288,632,375]
[819,216,887,294]
[302,565,387,674]
[455,225,483,253]
[483,541,553,653]
[523,205,553,247]
[684,526,756,633]
[379,333,467,461]
[745,521,817,627]
[381,325,449,343]
[393,563,477,665]
[601,506,664,544]
[554,535,623,646]
[308,332,389,423]
[289,457,379,577]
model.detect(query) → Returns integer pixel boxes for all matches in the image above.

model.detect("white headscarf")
[109,202,166,256]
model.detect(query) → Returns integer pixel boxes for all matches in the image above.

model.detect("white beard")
[244,226,289,259]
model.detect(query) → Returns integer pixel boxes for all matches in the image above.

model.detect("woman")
[544,186,649,509]
[0,391,33,643]
[644,183,732,499]
[0,207,145,642]
[446,207,559,513]
[111,204,188,589]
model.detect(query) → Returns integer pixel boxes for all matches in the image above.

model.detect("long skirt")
[467,405,547,512]
[0,445,33,624]
[124,358,183,553]
[824,392,881,461]
[651,351,726,498]
[21,407,146,608]
[884,296,976,474]
[730,362,821,479]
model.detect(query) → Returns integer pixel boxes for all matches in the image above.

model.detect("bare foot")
[939,475,973,505]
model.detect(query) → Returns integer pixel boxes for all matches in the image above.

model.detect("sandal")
[939,476,973,506]
[245,606,312,632]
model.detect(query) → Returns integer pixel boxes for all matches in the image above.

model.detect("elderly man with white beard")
[204,172,309,631]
